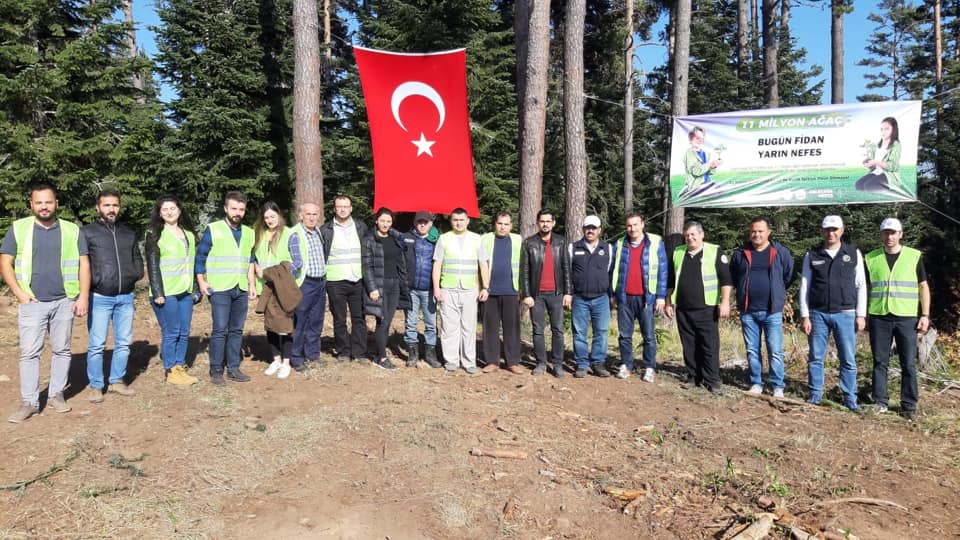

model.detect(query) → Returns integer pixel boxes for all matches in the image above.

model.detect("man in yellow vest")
[289,202,326,372]
[195,191,257,386]
[432,207,490,373]
[320,195,369,362]
[1,183,90,423]
[865,217,930,421]
[480,211,523,374]
[665,221,732,394]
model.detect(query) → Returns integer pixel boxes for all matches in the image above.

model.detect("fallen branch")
[470,447,528,460]
[741,391,809,409]
[602,486,646,501]
[815,497,907,511]
[0,449,79,493]
[728,512,775,540]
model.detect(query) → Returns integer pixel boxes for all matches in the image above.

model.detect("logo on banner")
[391,81,444,157]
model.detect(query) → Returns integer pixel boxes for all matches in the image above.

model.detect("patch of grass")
[752,447,770,458]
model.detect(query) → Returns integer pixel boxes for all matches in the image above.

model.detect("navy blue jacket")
[401,229,436,291]
[729,240,795,313]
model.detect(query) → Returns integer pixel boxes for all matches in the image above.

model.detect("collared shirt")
[300,226,325,278]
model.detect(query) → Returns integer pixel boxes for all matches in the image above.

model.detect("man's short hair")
[624,211,645,222]
[333,194,352,205]
[750,217,772,229]
[224,191,247,205]
[683,220,704,234]
[29,183,57,199]
[450,207,468,217]
[97,189,121,204]
[495,211,513,221]
[536,209,554,221]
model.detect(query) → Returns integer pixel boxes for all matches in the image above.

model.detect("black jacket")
[145,229,199,299]
[82,219,144,296]
[361,229,411,318]
[519,233,572,298]
[320,218,369,259]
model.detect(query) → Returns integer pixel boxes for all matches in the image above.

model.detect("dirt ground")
[1,292,959,539]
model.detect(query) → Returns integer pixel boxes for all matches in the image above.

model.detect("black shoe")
[226,369,251,383]
[532,363,547,376]
[899,410,918,421]
[292,363,308,373]
[336,355,350,363]
[406,343,419,367]
[210,372,226,387]
[680,374,696,388]
[706,385,724,396]
[424,346,440,368]
[553,364,565,378]
[574,369,588,378]
[375,357,398,370]
[590,364,611,378]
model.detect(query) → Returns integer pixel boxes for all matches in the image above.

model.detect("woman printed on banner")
[681,125,722,199]
[145,195,200,386]
[361,207,411,371]
[855,116,903,193]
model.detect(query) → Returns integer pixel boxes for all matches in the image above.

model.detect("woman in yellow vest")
[145,196,199,386]
[253,202,300,379]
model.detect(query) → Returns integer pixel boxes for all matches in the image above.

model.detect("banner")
[668,101,921,208]
[355,46,480,217]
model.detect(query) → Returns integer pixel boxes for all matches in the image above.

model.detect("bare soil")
[1,293,958,539]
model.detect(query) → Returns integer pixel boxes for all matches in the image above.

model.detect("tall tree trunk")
[830,0,844,104]
[124,0,143,93]
[293,0,324,218]
[624,0,635,213]
[564,0,587,241]
[762,0,779,107]
[737,0,749,83]
[514,0,530,185]
[934,0,943,132]
[322,0,333,118]
[750,0,759,62]
[666,0,691,243]
[780,0,790,31]
[518,0,550,239]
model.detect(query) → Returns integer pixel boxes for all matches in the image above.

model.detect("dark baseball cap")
[414,210,433,223]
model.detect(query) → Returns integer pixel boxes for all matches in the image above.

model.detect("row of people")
[1,185,929,423]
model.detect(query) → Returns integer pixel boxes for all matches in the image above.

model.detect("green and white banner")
[669,101,921,208]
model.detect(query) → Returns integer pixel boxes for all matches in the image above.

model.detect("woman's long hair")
[150,195,195,239]
[254,201,286,255]
[879,117,900,146]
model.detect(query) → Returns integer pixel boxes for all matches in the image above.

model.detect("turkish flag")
[355,46,480,217]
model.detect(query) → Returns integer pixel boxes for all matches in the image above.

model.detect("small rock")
[298,517,311,526]
[0,374,10,382]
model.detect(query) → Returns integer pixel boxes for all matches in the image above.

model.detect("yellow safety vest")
[288,224,314,287]
[671,242,719,305]
[611,233,661,295]
[12,217,81,299]
[326,223,362,282]
[865,247,921,317]
[439,231,481,289]
[480,232,520,291]
[254,227,293,294]
[205,220,254,291]
[155,227,195,296]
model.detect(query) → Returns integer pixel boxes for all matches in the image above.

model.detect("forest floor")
[0,292,958,539]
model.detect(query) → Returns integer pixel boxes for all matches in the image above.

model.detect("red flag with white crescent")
[355,46,480,217]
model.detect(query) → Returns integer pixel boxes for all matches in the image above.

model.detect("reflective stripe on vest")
[289,224,312,287]
[671,242,719,305]
[440,231,480,289]
[12,217,81,299]
[480,232,520,291]
[157,227,195,296]
[206,220,254,291]
[611,233,662,295]
[326,224,362,281]
[254,227,293,294]
[865,247,921,316]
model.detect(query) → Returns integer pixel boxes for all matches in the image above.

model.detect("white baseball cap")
[880,217,903,232]
[821,215,843,229]
[583,215,601,228]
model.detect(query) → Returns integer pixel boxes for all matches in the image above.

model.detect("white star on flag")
[411,132,435,157]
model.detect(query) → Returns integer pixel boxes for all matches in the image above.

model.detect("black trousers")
[266,331,292,361]
[482,294,521,366]
[531,293,565,366]
[372,278,401,360]
[327,279,367,359]
[676,306,721,389]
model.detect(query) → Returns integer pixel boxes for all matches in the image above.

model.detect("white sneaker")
[642,368,656,383]
[277,364,291,379]
[747,384,763,395]
[773,388,785,399]
[616,365,631,379]
[264,360,282,376]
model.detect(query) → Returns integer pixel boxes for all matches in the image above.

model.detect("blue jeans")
[572,295,610,369]
[87,292,135,389]
[404,289,437,346]
[152,292,194,370]
[208,286,248,374]
[618,295,656,370]
[741,311,785,389]
[807,310,858,407]
[292,277,326,366]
